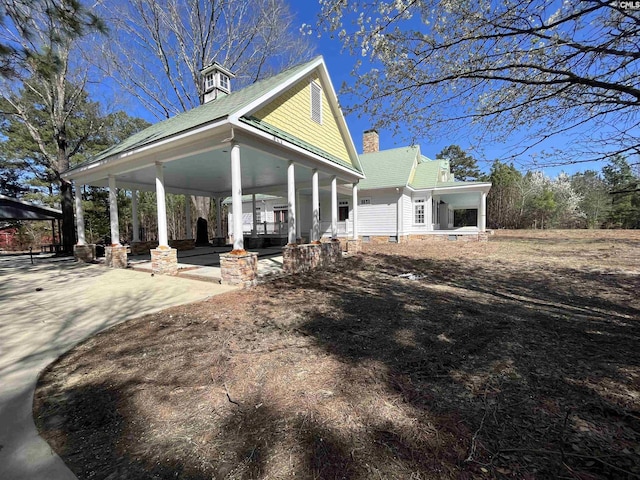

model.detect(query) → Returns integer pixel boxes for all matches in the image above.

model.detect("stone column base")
[283,243,323,274]
[151,247,178,275]
[321,240,342,266]
[478,232,489,242]
[220,251,258,287]
[74,244,96,263]
[347,239,362,254]
[105,245,128,268]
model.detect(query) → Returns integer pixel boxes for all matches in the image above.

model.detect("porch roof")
[65,58,326,174]
[62,57,364,198]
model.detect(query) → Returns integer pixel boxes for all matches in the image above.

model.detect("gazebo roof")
[0,195,63,221]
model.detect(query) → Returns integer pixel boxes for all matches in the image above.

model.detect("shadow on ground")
[34,240,640,479]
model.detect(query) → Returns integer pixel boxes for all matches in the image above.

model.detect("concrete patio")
[0,253,238,480]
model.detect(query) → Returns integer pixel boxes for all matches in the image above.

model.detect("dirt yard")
[34,230,640,479]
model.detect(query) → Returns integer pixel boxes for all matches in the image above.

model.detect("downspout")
[396,187,402,242]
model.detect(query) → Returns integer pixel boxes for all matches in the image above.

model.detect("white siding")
[358,189,398,236]
[408,191,434,234]
[401,190,412,236]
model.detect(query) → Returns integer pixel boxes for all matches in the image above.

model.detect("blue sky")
[289,2,603,178]
[87,1,601,178]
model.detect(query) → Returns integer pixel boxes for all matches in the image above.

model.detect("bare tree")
[319,0,640,167]
[98,0,314,118]
[96,0,314,222]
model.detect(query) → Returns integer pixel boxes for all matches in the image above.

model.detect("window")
[310,81,322,123]
[339,200,349,221]
[359,198,371,205]
[205,73,215,90]
[219,73,230,92]
[414,198,425,224]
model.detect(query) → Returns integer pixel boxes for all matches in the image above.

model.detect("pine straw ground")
[34,230,640,480]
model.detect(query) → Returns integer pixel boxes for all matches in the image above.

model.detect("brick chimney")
[363,129,379,154]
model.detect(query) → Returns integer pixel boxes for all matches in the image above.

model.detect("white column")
[74,183,86,245]
[479,191,487,232]
[184,195,192,239]
[131,190,140,242]
[287,161,297,244]
[155,163,169,247]
[216,197,223,238]
[251,194,258,238]
[311,169,319,241]
[426,194,433,231]
[331,176,337,239]
[108,175,120,245]
[231,143,244,250]
[295,189,301,240]
[352,182,358,239]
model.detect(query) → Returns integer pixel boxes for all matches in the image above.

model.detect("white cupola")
[200,62,235,104]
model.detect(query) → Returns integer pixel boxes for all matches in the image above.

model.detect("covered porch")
[64,125,363,285]
[431,183,490,234]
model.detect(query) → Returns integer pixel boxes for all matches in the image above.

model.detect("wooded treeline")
[484,155,640,230]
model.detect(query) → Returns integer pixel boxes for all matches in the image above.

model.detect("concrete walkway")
[0,254,237,480]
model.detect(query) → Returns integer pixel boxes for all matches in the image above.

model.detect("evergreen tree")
[486,160,523,228]
[435,145,481,181]
[603,155,640,228]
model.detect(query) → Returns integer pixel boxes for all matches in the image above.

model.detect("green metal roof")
[357,146,419,189]
[435,180,490,188]
[409,157,442,189]
[66,57,323,173]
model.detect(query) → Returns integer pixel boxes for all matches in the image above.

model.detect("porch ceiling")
[437,191,482,209]
[67,126,361,197]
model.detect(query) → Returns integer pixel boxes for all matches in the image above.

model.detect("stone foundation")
[347,239,362,254]
[74,244,96,263]
[283,240,341,275]
[105,245,128,269]
[406,233,488,242]
[220,251,258,287]
[151,247,178,275]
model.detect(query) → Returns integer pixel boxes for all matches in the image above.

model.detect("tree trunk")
[60,179,76,253]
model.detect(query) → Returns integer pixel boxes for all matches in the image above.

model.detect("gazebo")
[0,194,63,252]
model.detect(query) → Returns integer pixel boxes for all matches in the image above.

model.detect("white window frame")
[310,81,322,124]
[359,197,371,206]
[414,198,426,225]
[219,73,230,92]
[205,73,215,90]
